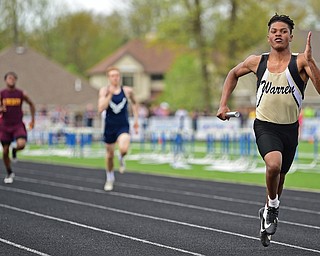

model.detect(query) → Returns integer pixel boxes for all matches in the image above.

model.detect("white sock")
[106,171,115,182]
[268,195,280,208]
[263,204,268,219]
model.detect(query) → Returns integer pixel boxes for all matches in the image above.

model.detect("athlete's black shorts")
[103,125,130,144]
[253,119,299,174]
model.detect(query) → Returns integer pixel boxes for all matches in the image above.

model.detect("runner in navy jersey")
[98,67,139,191]
[0,71,35,184]
[217,14,320,246]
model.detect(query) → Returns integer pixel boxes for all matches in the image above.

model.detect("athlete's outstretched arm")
[124,86,139,133]
[217,55,260,120]
[0,96,6,113]
[23,92,36,129]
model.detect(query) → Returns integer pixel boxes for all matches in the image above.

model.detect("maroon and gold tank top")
[0,88,24,125]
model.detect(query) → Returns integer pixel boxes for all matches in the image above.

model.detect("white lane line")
[14,169,320,211]
[16,166,320,201]
[3,178,320,230]
[1,186,320,254]
[0,203,204,256]
[115,183,320,215]
[0,238,51,256]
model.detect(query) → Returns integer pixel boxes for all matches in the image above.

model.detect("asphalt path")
[0,161,319,256]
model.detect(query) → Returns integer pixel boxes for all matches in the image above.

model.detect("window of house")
[74,78,82,92]
[122,73,134,87]
[151,74,164,81]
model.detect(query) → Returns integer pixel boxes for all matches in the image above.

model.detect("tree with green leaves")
[126,0,218,111]
[0,0,40,47]
[158,54,205,111]
[30,10,128,75]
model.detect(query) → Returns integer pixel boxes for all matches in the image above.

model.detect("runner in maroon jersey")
[0,71,35,184]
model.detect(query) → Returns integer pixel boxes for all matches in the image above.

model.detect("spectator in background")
[153,102,170,116]
[84,103,95,127]
[191,110,199,132]
[175,108,188,130]
[39,105,48,117]
[138,103,149,131]
[298,109,304,138]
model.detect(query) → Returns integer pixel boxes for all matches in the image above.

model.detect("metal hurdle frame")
[204,128,258,172]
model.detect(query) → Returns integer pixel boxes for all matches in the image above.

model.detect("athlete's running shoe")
[265,206,279,235]
[104,180,114,191]
[118,153,125,174]
[4,173,15,184]
[12,148,17,163]
[259,207,271,247]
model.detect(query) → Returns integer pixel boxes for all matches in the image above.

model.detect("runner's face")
[267,21,293,51]
[108,70,121,86]
[5,75,16,88]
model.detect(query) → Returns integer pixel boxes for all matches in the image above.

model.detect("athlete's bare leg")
[15,138,26,151]
[117,133,131,158]
[2,144,11,174]
[105,143,115,172]
[104,143,116,191]
[264,151,282,201]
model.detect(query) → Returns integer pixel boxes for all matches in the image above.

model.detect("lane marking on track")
[16,166,320,203]
[12,172,320,214]
[5,176,320,226]
[0,203,204,256]
[0,238,51,256]
[1,186,320,254]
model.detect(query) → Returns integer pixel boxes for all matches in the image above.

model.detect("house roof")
[87,39,178,75]
[0,46,98,110]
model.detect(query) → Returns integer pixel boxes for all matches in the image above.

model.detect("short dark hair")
[268,14,294,34]
[4,71,18,80]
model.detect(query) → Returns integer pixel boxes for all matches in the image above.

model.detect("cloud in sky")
[63,0,128,14]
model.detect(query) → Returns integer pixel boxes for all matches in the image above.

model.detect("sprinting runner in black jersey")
[98,67,139,191]
[217,14,320,247]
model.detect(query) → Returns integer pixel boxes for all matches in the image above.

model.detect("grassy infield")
[18,139,320,192]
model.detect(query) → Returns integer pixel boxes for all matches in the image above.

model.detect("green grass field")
[16,140,320,192]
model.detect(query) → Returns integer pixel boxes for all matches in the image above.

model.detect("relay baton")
[225,111,240,118]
